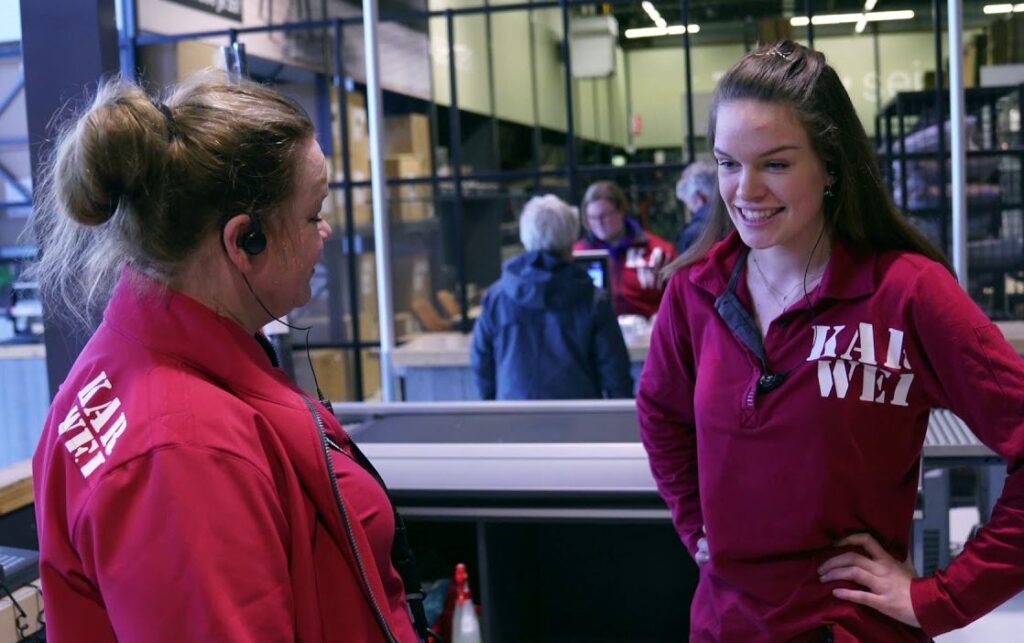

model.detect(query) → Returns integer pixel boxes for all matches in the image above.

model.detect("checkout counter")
[392,322,1024,402]
[337,400,1004,642]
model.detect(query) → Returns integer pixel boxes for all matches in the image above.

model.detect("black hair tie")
[152,100,179,141]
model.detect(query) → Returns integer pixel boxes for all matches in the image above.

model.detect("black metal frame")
[27,0,972,397]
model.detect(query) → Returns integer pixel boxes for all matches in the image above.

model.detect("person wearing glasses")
[574,180,677,318]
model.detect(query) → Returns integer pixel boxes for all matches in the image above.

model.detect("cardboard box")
[324,90,372,228]
[138,40,219,86]
[358,252,379,341]
[385,154,433,222]
[386,113,432,172]
[347,97,371,176]
[308,348,381,401]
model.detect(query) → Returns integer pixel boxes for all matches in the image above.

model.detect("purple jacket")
[638,232,1024,641]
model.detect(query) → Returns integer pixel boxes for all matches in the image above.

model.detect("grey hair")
[676,160,716,203]
[519,194,579,253]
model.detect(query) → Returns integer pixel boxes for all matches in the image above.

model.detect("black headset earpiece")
[239,210,267,256]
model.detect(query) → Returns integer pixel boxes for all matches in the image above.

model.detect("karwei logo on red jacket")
[808,323,914,406]
[56,371,127,478]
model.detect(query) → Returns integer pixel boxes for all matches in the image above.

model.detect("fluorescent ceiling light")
[854,15,868,33]
[983,3,1024,14]
[641,1,668,29]
[791,10,915,26]
[624,24,700,39]
[864,0,878,10]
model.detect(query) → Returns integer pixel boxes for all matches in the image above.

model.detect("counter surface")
[0,460,33,515]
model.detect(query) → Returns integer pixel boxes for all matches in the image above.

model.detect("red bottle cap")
[454,563,472,603]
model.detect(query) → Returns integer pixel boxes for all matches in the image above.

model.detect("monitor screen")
[572,249,611,291]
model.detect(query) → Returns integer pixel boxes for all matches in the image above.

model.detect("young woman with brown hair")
[638,41,1024,641]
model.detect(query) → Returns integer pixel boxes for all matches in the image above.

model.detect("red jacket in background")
[575,218,677,318]
[33,270,418,643]
[638,232,1024,641]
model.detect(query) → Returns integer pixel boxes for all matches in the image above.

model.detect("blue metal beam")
[0,160,31,201]
[0,77,24,118]
[21,0,120,397]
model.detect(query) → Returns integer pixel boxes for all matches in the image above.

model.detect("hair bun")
[54,81,171,226]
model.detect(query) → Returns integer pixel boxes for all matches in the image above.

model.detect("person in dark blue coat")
[471,194,633,400]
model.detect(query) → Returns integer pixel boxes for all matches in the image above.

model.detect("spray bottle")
[450,563,482,643]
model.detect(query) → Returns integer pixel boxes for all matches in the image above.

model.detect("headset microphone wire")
[241,273,331,407]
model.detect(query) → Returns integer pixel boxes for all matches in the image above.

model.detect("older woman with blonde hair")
[29,73,421,643]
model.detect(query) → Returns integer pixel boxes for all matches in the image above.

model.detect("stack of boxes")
[308,348,382,402]
[385,112,434,222]
[385,112,436,338]
[320,106,438,399]
[329,90,373,228]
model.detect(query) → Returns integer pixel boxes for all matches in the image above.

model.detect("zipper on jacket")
[302,396,398,643]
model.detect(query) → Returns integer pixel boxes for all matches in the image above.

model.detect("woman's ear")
[221,213,258,271]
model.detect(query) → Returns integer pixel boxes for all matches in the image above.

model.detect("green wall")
[426,4,944,152]
[429,1,627,148]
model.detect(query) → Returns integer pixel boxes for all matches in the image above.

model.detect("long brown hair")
[663,40,952,278]
[27,71,314,329]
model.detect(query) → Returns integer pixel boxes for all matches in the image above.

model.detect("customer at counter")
[574,180,677,318]
[638,41,1024,641]
[471,194,632,400]
[675,160,716,254]
[29,74,420,642]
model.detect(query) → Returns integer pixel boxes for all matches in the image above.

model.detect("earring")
[824,183,835,198]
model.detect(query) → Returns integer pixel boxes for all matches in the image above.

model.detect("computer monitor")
[572,249,611,291]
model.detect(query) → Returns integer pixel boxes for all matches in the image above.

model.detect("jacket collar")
[103,267,293,398]
[689,230,878,303]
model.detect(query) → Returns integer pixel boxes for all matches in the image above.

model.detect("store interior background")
[0,2,1023,639]
[2,1,1022,412]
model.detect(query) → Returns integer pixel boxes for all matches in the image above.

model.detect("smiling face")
[261,137,332,314]
[713,99,832,258]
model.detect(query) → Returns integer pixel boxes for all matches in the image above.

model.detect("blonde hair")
[27,71,314,330]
